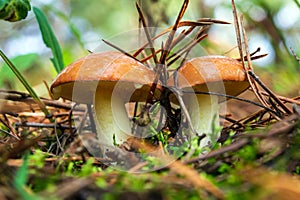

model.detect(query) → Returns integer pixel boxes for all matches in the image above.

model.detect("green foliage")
[210,114,223,149]
[141,156,163,171]
[79,157,101,176]
[44,5,85,50]
[270,124,300,172]
[223,131,235,146]
[0,50,51,117]
[13,152,41,200]
[70,0,135,36]
[217,164,263,200]
[33,7,64,74]
[236,144,258,162]
[189,136,207,156]
[62,158,101,177]
[28,149,47,169]
[95,171,201,200]
[64,160,75,176]
[0,53,38,87]
[296,166,300,175]
[0,0,31,22]
[95,176,108,188]
[218,162,232,174]
[156,130,168,147]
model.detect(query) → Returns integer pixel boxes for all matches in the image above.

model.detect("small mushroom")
[50,51,161,153]
[168,55,250,147]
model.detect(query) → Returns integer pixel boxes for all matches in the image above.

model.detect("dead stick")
[248,71,292,114]
[185,138,249,164]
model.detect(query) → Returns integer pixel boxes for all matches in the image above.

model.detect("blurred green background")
[0,0,299,98]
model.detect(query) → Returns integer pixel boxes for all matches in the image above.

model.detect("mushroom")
[167,55,250,148]
[50,51,161,153]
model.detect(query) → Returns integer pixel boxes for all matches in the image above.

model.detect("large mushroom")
[50,51,161,153]
[167,55,250,147]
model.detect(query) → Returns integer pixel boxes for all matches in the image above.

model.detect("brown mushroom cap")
[50,51,160,104]
[167,55,250,102]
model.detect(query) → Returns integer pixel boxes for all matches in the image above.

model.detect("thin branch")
[239,15,274,118]
[257,90,300,105]
[290,47,300,64]
[136,2,162,108]
[101,39,142,63]
[167,34,208,67]
[231,0,244,64]
[0,50,52,119]
[169,25,208,59]
[184,91,277,114]
[87,104,97,134]
[237,53,268,62]
[54,119,64,152]
[139,26,207,64]
[135,2,158,64]
[241,15,253,71]
[0,90,86,111]
[169,89,198,136]
[248,71,292,114]
[232,3,277,120]
[0,115,20,140]
[169,27,197,53]
[140,49,162,63]
[185,138,249,164]
[132,19,226,59]
[14,122,76,129]
[159,0,189,64]
[133,28,168,58]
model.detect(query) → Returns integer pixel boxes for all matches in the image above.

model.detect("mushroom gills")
[183,93,220,148]
[94,88,131,153]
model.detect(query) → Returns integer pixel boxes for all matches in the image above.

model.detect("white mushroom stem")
[183,93,220,148]
[94,88,131,151]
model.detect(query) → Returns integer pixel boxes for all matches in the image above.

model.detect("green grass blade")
[293,0,300,8]
[0,50,51,118]
[13,152,30,199]
[33,6,64,73]
[14,152,42,200]
[45,5,85,50]
[0,53,38,87]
